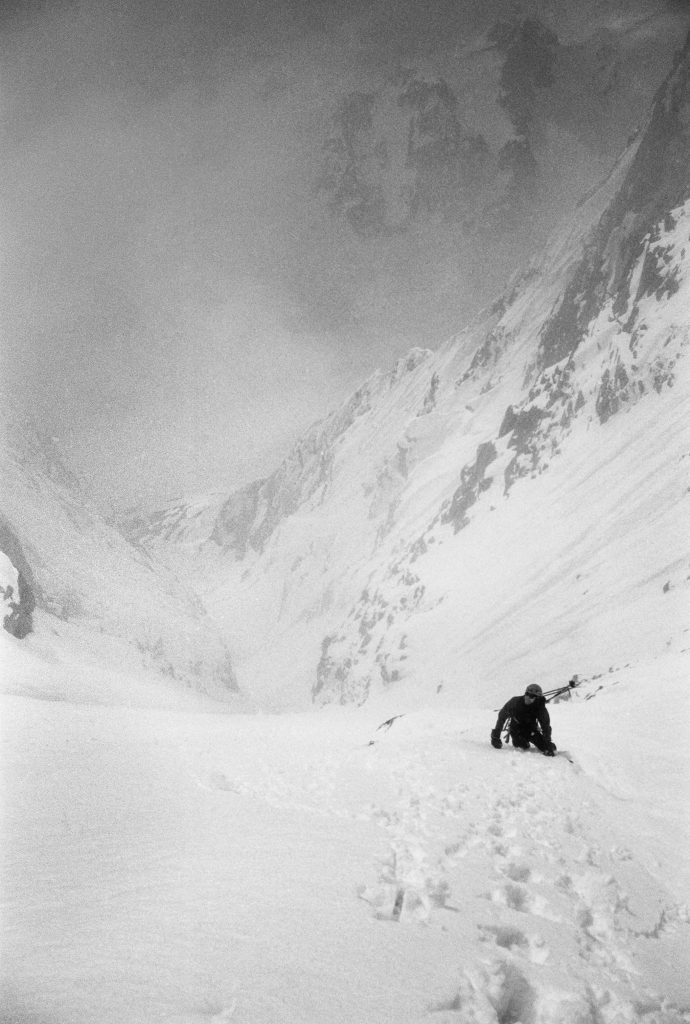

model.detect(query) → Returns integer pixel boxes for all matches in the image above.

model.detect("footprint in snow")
[428,959,537,1024]
[178,996,238,1022]
[487,881,562,923]
[478,923,551,965]
[207,770,245,794]
[500,859,532,884]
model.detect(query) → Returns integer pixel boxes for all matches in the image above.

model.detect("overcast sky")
[2,0,686,511]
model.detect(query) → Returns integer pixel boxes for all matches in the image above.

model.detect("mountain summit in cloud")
[3,0,687,510]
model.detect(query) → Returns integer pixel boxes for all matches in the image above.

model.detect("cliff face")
[0,518,37,639]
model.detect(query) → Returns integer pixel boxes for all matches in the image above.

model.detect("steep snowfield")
[1,634,688,1024]
[0,425,242,702]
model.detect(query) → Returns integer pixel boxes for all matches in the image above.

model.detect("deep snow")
[1,628,688,1024]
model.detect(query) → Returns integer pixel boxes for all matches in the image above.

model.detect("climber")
[490,683,557,756]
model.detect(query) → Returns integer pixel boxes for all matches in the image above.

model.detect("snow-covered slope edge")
[0,420,244,705]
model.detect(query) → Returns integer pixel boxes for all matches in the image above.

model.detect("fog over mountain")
[2,0,687,509]
[119,30,690,711]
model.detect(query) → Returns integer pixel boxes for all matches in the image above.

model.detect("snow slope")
[0,416,243,703]
[1,634,688,1024]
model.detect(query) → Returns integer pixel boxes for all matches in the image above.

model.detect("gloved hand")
[490,730,502,749]
[542,742,557,757]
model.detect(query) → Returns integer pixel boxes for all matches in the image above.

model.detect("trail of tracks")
[202,726,689,1023]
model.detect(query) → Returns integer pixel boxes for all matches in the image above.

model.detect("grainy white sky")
[2,0,686,510]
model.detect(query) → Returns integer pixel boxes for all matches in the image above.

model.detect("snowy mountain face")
[0,550,27,639]
[317,14,571,238]
[123,34,690,713]
[0,416,242,704]
[316,18,552,239]
[299,8,688,349]
[0,517,37,640]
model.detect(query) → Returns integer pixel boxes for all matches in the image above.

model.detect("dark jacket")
[494,695,552,742]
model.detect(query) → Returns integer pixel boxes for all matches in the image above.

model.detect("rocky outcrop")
[0,517,36,639]
[442,442,498,533]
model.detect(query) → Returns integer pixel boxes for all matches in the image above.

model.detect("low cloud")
[2,0,686,509]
